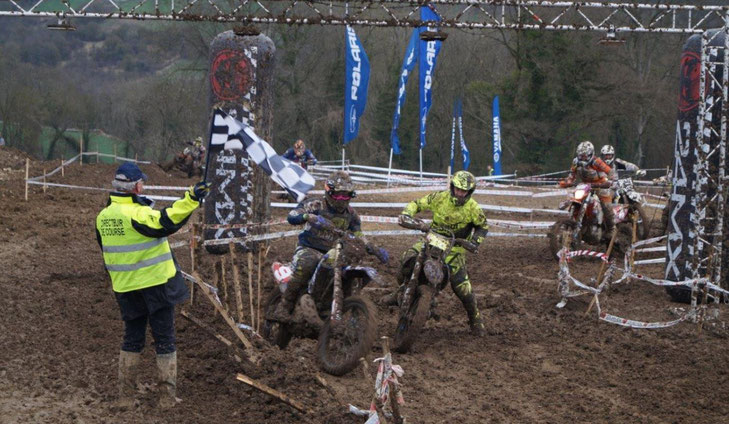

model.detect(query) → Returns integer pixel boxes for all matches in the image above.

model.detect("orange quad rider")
[559,140,617,233]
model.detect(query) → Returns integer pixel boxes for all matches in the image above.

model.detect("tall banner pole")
[418,5,442,170]
[419,148,423,183]
[492,96,502,176]
[387,148,394,187]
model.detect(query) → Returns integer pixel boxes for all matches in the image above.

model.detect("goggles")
[329,190,354,201]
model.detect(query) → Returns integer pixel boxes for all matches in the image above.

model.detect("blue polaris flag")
[457,99,470,170]
[344,26,370,145]
[390,28,420,154]
[419,5,442,149]
[492,96,502,175]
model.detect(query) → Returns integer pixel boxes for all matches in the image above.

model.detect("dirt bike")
[262,227,382,376]
[548,179,649,260]
[391,221,478,353]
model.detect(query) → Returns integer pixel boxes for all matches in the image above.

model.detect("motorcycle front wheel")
[393,285,433,354]
[316,295,377,376]
[548,219,579,260]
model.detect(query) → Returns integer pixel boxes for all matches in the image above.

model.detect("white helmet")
[576,141,595,163]
[600,145,615,166]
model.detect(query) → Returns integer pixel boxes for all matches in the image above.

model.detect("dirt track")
[1,147,728,424]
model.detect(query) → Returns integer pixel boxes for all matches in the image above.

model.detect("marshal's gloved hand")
[189,181,212,201]
[366,243,389,264]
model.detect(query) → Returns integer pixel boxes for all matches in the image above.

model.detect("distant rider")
[283,139,317,169]
[393,170,489,336]
[599,145,646,177]
[269,171,388,321]
[559,141,617,233]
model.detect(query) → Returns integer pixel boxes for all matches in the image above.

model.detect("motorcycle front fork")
[400,250,426,313]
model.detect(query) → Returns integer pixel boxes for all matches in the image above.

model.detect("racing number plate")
[426,232,450,251]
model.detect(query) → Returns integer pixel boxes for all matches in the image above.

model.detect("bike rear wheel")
[316,295,377,376]
[393,285,433,354]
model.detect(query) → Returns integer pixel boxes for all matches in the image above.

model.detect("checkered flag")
[207,108,315,202]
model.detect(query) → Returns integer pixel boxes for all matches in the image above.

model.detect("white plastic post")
[387,148,393,188]
[24,158,29,201]
[341,148,345,169]
[419,148,423,184]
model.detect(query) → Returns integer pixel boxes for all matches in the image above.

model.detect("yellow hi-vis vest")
[96,192,198,293]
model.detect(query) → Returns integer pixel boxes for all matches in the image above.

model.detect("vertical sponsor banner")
[457,98,470,170]
[391,29,420,155]
[206,30,275,254]
[492,96,502,175]
[666,30,727,296]
[419,5,442,150]
[450,99,457,171]
[344,26,370,145]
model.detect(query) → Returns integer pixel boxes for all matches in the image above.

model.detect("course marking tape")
[598,311,688,329]
[634,258,666,265]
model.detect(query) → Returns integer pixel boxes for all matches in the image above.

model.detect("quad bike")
[548,179,649,260]
[391,220,478,353]
[262,227,382,376]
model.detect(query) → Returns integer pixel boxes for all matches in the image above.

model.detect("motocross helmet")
[450,170,476,206]
[294,139,306,156]
[600,144,615,166]
[576,141,595,166]
[324,170,356,211]
[194,136,203,147]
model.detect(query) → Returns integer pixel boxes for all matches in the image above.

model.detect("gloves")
[305,214,332,230]
[189,181,212,201]
[459,240,479,253]
[636,169,646,178]
[366,244,389,264]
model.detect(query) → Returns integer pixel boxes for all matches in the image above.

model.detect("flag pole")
[202,107,220,184]
[387,148,393,187]
[419,148,423,184]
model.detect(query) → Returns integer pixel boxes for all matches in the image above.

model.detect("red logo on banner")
[678,51,702,112]
[211,49,252,101]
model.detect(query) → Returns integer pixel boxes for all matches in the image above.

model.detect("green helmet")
[450,170,476,206]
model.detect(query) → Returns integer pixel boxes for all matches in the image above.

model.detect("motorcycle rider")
[270,170,388,321]
[160,137,206,177]
[393,170,489,336]
[283,139,317,170]
[559,141,617,234]
[599,145,646,178]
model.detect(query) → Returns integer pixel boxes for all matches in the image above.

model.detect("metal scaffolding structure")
[0,1,728,34]
[691,27,729,295]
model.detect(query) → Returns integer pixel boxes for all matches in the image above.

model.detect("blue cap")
[115,162,147,182]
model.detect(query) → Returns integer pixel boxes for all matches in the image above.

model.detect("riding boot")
[602,202,616,235]
[461,293,485,337]
[156,351,180,409]
[270,274,307,322]
[116,350,141,410]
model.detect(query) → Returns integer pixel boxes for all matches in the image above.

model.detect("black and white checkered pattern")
[209,108,315,202]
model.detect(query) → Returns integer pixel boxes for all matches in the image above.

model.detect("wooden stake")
[190,272,257,358]
[79,137,83,166]
[221,256,229,312]
[61,156,64,177]
[248,252,255,330]
[42,168,46,193]
[113,144,117,163]
[24,158,29,201]
[230,243,245,324]
[629,212,638,271]
[189,224,196,305]
[360,358,389,424]
[585,227,618,316]
[380,337,404,424]
[256,248,263,333]
[236,373,313,415]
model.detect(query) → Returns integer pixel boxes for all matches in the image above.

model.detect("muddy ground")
[1,147,728,424]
